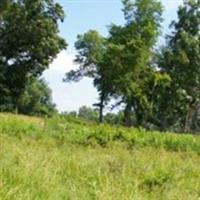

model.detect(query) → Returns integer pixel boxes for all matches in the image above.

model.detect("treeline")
[65,0,200,133]
[61,106,124,125]
[0,0,66,116]
[1,0,200,133]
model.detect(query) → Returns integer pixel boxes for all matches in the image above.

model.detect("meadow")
[1,113,200,200]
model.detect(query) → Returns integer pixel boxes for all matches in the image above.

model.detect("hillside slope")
[1,114,200,200]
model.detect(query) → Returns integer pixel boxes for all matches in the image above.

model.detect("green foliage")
[64,30,108,122]
[65,30,106,82]
[105,0,165,126]
[1,113,200,154]
[78,106,98,122]
[1,0,200,134]
[141,169,173,191]
[157,0,200,131]
[0,0,67,109]
[17,78,57,116]
[104,111,124,125]
[63,0,200,132]
[0,78,56,116]
[61,111,78,118]
[64,0,167,126]
[2,114,200,199]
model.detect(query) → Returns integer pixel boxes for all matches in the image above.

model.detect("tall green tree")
[0,0,67,111]
[158,0,200,132]
[106,0,167,126]
[65,0,167,126]
[64,30,109,123]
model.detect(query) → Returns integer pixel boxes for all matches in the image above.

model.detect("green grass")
[1,113,200,199]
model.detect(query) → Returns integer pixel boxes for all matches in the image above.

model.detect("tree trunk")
[98,92,105,123]
[99,103,103,123]
[184,99,197,133]
[160,114,167,131]
[124,102,132,127]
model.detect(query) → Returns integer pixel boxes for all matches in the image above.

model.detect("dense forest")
[1,0,200,133]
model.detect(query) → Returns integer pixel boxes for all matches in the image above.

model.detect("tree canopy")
[1,0,200,133]
[158,0,200,131]
[0,0,67,112]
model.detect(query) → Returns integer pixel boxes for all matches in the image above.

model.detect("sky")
[43,0,183,112]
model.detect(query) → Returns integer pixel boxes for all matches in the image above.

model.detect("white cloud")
[42,50,98,112]
[162,0,183,9]
[48,50,77,73]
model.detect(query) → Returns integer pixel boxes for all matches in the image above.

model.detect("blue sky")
[43,0,183,112]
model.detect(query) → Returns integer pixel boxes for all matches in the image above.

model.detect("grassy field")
[1,114,200,199]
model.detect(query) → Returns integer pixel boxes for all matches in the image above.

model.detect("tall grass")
[1,114,200,199]
[1,114,200,154]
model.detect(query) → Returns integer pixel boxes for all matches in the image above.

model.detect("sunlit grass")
[1,114,200,199]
